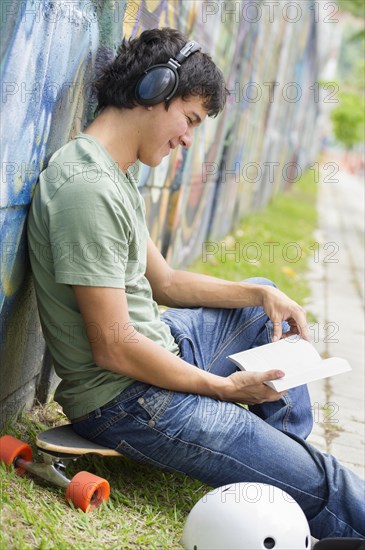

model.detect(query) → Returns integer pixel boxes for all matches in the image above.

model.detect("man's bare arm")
[146,237,261,308]
[146,238,309,341]
[72,285,285,405]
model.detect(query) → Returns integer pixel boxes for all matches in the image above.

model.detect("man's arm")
[146,238,309,341]
[72,285,285,405]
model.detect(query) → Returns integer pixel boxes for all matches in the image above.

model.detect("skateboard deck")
[36,424,121,457]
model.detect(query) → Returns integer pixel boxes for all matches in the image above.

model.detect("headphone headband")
[174,40,202,64]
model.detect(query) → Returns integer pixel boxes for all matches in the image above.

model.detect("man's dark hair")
[94,27,228,117]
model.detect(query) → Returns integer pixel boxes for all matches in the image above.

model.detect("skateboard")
[0,424,121,512]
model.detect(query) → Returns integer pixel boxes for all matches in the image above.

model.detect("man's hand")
[222,370,286,405]
[261,285,310,342]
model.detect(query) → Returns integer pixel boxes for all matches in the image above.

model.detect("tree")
[330,91,365,150]
[337,0,365,19]
[336,0,365,41]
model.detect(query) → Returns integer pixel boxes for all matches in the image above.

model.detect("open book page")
[228,337,351,391]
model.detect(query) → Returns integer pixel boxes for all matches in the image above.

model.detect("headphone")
[135,40,201,106]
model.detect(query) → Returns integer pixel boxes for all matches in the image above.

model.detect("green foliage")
[330,91,365,150]
[337,0,365,19]
[336,20,365,84]
[336,0,365,44]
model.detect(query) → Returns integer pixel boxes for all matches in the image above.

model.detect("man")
[27,28,364,538]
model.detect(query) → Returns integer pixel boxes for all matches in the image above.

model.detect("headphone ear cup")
[135,65,178,106]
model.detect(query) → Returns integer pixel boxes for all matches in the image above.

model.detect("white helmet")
[181,483,311,550]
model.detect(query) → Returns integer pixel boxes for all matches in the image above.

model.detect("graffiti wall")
[0,0,320,426]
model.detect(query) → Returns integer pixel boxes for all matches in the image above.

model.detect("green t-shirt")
[27,133,179,420]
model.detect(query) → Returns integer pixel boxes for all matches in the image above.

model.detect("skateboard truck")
[10,447,71,489]
[0,432,111,512]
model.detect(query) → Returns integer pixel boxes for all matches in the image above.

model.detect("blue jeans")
[73,278,365,538]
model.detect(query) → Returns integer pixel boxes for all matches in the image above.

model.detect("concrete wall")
[0,0,319,427]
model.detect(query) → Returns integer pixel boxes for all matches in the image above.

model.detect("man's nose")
[179,127,194,148]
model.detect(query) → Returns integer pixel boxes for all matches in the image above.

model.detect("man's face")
[138,96,208,167]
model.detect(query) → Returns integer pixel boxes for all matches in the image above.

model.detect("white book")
[227,337,351,392]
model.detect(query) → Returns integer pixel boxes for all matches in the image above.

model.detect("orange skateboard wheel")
[65,470,110,512]
[0,435,33,475]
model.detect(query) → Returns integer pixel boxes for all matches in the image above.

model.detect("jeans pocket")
[135,386,173,425]
[176,335,198,366]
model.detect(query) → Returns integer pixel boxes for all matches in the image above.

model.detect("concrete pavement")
[306,165,365,478]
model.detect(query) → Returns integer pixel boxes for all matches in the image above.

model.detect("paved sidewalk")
[306,167,365,477]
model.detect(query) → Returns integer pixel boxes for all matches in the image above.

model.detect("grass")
[0,170,318,548]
